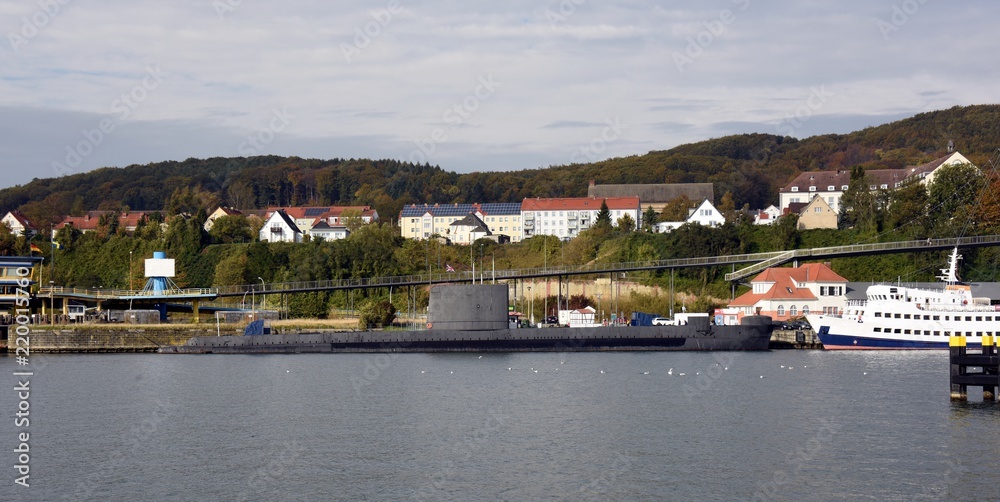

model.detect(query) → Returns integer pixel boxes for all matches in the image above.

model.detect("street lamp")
[49,280,54,325]
[596,293,602,325]
[129,250,133,290]
[527,284,533,326]
[258,277,266,310]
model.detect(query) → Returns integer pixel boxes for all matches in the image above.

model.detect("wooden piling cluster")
[949,335,999,402]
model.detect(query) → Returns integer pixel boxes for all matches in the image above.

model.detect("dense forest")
[3,104,999,318]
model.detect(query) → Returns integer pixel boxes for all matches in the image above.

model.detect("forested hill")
[3,104,998,228]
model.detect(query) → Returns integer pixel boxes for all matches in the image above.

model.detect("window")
[777,305,785,316]
[815,207,822,213]
[880,184,888,189]
[841,185,849,190]
[874,327,882,332]
[869,185,877,190]
[802,306,809,315]
[809,186,816,192]
[791,187,799,192]
[789,306,797,316]
[874,312,882,317]
[827,186,835,191]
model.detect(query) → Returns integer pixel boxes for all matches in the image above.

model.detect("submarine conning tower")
[427,284,508,331]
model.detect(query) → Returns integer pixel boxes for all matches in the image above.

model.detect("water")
[2,350,998,501]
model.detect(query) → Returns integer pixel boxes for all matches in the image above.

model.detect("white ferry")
[806,248,1000,349]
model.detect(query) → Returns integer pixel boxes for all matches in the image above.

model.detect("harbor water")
[3,350,998,501]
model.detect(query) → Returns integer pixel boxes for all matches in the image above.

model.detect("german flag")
[29,243,42,254]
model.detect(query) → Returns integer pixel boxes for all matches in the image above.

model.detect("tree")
[928,162,986,228]
[886,181,929,237]
[838,165,881,235]
[642,205,658,230]
[212,253,248,286]
[209,215,253,243]
[594,200,612,230]
[718,191,737,221]
[616,213,636,232]
[660,195,693,222]
[358,298,396,328]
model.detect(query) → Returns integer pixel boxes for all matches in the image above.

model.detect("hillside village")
[0,146,995,322]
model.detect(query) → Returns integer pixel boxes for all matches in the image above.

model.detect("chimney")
[589,180,596,187]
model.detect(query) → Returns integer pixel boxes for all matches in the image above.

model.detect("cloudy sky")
[0,0,996,189]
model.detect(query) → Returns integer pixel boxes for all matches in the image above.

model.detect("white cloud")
[0,0,997,188]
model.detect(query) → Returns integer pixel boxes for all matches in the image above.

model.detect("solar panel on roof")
[303,208,328,217]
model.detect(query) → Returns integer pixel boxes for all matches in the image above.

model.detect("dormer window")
[809,186,816,192]
[790,187,799,192]
[880,184,888,189]
[841,185,849,190]
[827,186,835,191]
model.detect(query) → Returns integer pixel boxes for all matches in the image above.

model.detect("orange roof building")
[729,262,848,321]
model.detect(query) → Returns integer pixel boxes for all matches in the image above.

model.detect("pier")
[949,335,999,402]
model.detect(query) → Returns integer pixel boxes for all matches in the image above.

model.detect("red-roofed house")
[264,206,378,234]
[204,206,244,231]
[521,196,640,240]
[729,263,848,321]
[54,211,162,236]
[1,211,37,237]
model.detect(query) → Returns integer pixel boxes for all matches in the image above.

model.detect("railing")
[725,235,1000,282]
[39,286,218,298]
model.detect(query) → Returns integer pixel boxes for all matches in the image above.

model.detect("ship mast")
[937,247,962,285]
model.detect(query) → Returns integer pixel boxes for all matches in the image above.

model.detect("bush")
[358,299,396,329]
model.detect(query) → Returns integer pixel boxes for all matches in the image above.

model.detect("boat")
[161,284,773,353]
[806,248,1000,349]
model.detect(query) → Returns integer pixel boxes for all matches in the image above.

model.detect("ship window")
[873,327,882,332]
[934,331,941,336]
[944,316,950,321]
[904,329,911,334]
[904,314,911,319]
[894,314,901,319]
[933,316,940,321]
[976,316,983,321]
[874,312,882,317]
[923,315,930,320]
[966,316,972,321]
[894,329,901,334]
[976,332,983,336]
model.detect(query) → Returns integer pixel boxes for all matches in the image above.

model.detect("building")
[0,256,42,310]
[449,214,492,244]
[264,206,378,234]
[729,263,849,321]
[258,210,302,243]
[203,207,243,231]
[54,211,162,236]
[754,205,781,226]
[653,199,725,233]
[796,196,838,230]
[587,181,713,213]
[521,196,640,240]
[1,211,36,237]
[309,221,349,241]
[778,152,974,214]
[399,203,522,242]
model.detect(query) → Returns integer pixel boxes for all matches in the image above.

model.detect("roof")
[270,210,301,233]
[521,196,640,212]
[450,214,491,234]
[399,202,521,218]
[3,211,34,230]
[752,262,848,284]
[779,153,972,193]
[310,221,348,231]
[215,207,242,216]
[587,182,714,204]
[785,202,807,215]
[266,206,373,220]
[55,211,162,231]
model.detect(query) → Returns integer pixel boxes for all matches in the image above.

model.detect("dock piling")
[948,334,999,403]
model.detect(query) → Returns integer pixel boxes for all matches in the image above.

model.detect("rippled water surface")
[2,350,998,501]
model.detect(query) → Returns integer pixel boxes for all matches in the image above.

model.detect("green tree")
[928,162,986,229]
[887,181,929,237]
[212,253,249,286]
[616,213,635,232]
[642,205,658,230]
[838,165,881,235]
[358,298,396,328]
[209,215,253,243]
[594,200,612,230]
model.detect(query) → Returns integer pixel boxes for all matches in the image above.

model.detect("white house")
[449,214,492,244]
[754,205,781,226]
[1,211,36,237]
[778,151,974,214]
[654,199,725,233]
[259,210,302,243]
[309,221,349,241]
[399,203,522,242]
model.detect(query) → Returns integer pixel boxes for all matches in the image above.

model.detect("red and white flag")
[445,264,455,272]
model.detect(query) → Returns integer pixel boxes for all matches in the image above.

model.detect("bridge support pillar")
[62,298,69,316]
[192,300,200,324]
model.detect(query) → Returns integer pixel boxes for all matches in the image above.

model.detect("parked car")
[652,317,672,326]
[545,315,558,325]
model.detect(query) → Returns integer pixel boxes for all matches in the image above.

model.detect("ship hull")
[160,317,773,354]
[807,314,989,350]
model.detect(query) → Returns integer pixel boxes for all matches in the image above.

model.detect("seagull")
[781,365,785,368]
[643,372,649,375]
[450,371,453,374]
[760,375,764,379]
[600,370,605,374]
[508,367,512,371]
[679,372,686,376]
[421,370,425,374]
[668,368,673,375]
[478,355,482,359]
[724,367,728,370]
[863,372,867,375]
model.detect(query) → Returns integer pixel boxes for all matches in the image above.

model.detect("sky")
[0,0,997,189]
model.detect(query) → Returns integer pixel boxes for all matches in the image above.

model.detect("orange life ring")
[427,323,433,329]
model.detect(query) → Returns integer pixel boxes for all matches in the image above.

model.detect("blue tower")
[141,251,179,320]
